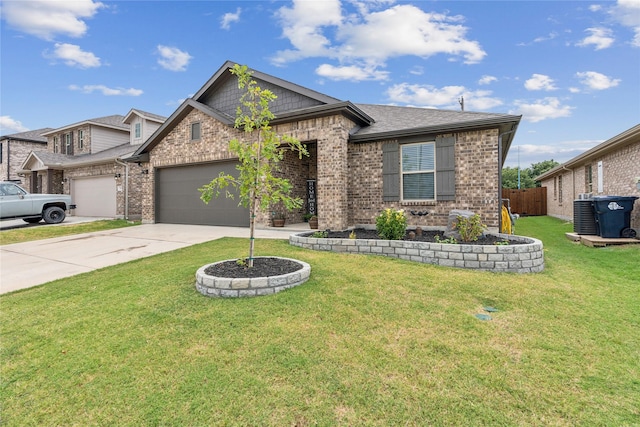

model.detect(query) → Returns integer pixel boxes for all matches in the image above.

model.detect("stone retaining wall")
[196,257,311,297]
[290,233,544,273]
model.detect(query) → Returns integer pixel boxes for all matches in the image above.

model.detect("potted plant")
[308,215,318,229]
[272,212,286,227]
[302,213,314,223]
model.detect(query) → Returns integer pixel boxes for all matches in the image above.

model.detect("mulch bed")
[324,228,521,245]
[205,257,303,279]
[206,229,526,278]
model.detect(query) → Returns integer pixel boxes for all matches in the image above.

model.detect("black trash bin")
[591,196,639,238]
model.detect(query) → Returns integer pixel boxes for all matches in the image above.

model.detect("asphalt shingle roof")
[0,128,54,142]
[353,104,519,137]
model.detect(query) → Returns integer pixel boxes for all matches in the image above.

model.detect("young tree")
[199,64,308,267]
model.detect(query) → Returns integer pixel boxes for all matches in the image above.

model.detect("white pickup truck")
[0,181,76,224]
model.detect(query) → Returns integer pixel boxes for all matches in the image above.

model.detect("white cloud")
[156,45,192,72]
[69,84,143,96]
[1,0,104,40]
[610,0,640,47]
[409,66,424,76]
[577,27,615,50]
[575,71,621,90]
[478,75,497,85]
[0,116,29,134]
[315,63,389,81]
[504,139,602,167]
[272,0,343,64]
[511,97,574,122]
[272,1,486,77]
[524,74,557,91]
[386,83,502,110]
[44,43,101,68]
[221,8,241,30]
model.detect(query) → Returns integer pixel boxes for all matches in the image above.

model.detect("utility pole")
[458,96,464,111]
[517,146,521,189]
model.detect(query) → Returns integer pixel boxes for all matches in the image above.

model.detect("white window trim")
[400,141,436,202]
[135,123,142,139]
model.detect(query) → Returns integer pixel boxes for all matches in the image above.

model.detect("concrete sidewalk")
[0,223,309,295]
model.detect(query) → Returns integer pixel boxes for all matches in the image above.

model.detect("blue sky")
[1,0,638,168]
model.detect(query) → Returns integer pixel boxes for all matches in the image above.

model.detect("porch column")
[317,117,351,230]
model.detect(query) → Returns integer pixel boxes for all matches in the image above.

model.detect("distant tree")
[199,64,308,267]
[502,166,535,189]
[502,159,560,189]
[530,160,560,181]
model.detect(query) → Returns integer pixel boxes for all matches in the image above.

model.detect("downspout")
[6,139,10,181]
[115,158,129,220]
[561,165,574,218]
[498,128,518,233]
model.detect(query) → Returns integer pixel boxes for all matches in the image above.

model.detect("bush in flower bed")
[375,208,407,240]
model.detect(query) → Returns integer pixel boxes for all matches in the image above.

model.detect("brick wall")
[0,139,46,182]
[46,125,92,155]
[347,128,502,228]
[142,109,354,227]
[141,109,503,229]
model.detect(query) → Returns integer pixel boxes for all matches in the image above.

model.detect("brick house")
[0,128,53,182]
[19,110,165,220]
[536,123,640,231]
[128,61,521,230]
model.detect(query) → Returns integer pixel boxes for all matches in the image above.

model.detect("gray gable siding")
[200,77,326,118]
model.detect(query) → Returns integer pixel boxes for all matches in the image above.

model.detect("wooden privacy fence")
[502,187,547,216]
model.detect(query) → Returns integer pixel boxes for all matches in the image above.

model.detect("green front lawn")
[1,217,638,425]
[0,219,138,245]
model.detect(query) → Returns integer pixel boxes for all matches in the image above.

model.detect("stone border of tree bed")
[195,257,311,298]
[289,232,544,273]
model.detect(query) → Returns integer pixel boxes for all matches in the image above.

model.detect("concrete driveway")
[0,223,307,295]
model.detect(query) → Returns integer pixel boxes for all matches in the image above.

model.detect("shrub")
[375,208,407,240]
[454,214,486,242]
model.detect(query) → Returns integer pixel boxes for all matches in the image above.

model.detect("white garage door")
[71,176,117,217]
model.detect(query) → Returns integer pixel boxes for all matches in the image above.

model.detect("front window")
[585,164,593,193]
[135,123,141,139]
[53,136,59,153]
[191,122,201,141]
[78,130,84,149]
[401,142,435,200]
[558,175,563,205]
[65,133,72,153]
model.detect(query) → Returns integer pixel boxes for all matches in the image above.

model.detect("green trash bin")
[591,196,639,238]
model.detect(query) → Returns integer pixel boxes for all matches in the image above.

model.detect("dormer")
[123,109,167,145]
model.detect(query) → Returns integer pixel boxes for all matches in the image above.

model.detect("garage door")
[156,162,249,226]
[71,176,117,217]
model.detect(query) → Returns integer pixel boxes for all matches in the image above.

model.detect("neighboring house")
[128,60,521,230]
[19,110,166,220]
[0,128,53,182]
[536,123,640,230]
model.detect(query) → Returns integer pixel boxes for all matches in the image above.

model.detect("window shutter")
[382,142,399,201]
[436,135,455,200]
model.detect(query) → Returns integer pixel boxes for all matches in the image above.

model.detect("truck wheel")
[23,217,42,224]
[43,207,66,224]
